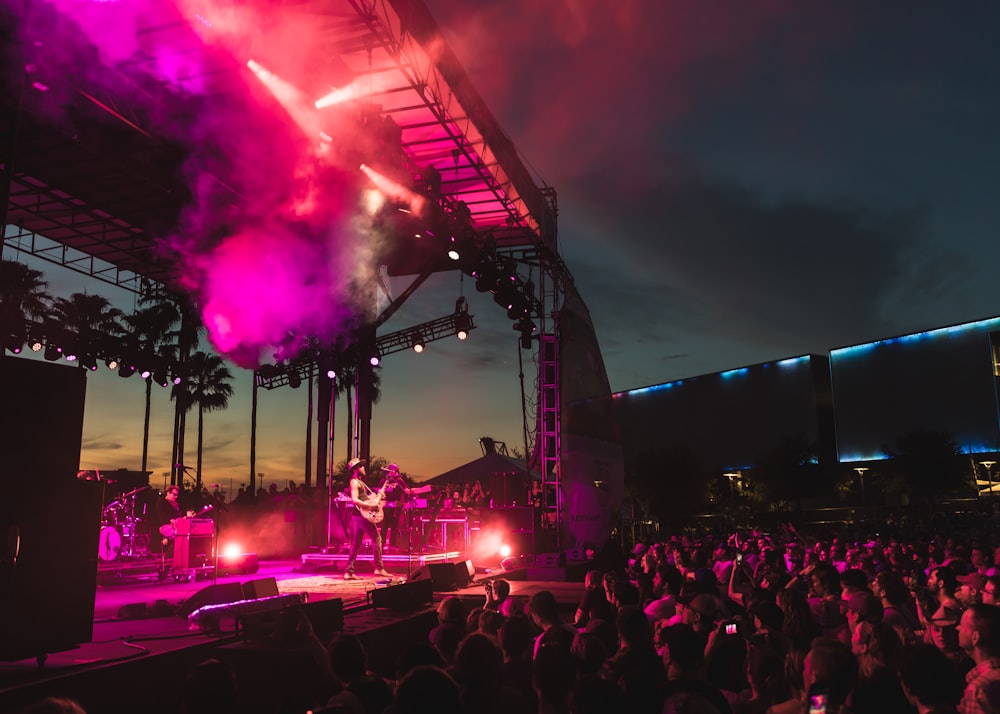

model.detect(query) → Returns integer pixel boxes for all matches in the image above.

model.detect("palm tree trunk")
[346,384,354,460]
[142,378,152,474]
[196,405,204,491]
[250,373,258,498]
[306,371,313,487]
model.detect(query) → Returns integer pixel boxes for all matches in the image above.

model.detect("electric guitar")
[356,478,393,523]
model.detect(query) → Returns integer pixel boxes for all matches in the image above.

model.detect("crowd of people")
[29,511,1000,712]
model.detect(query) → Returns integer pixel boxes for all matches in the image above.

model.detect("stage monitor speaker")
[303,597,344,637]
[243,576,278,600]
[409,560,474,591]
[178,581,245,618]
[372,579,433,611]
[240,596,342,644]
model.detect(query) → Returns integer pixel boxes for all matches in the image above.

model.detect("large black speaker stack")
[0,357,101,663]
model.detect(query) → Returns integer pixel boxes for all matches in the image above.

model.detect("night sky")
[7,0,1000,486]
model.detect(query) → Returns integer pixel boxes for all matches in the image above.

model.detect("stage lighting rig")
[254,310,478,390]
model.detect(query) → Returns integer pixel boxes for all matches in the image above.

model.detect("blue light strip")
[832,316,1000,358]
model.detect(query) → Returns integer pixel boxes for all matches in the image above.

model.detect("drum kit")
[98,486,150,561]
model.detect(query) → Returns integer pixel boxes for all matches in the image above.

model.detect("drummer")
[156,485,194,548]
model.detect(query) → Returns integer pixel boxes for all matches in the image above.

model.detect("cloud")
[82,436,125,451]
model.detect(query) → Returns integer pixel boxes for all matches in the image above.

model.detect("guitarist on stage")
[344,457,391,580]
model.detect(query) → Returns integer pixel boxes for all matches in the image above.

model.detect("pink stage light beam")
[246,58,324,141]
[359,163,427,218]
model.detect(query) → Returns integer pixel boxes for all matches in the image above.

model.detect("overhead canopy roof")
[1,0,559,294]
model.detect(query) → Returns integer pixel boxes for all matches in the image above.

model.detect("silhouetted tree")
[751,436,828,510]
[49,292,123,365]
[626,443,712,524]
[0,259,51,350]
[881,430,966,506]
[120,300,180,474]
[177,350,235,490]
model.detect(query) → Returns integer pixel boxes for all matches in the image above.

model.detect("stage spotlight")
[139,367,152,380]
[287,369,302,389]
[2,325,26,354]
[370,353,381,367]
[411,332,425,353]
[105,357,119,370]
[44,343,62,361]
[493,278,518,308]
[473,257,498,293]
[515,317,537,350]
[455,313,472,341]
[447,237,460,261]
[152,367,169,387]
[326,369,336,379]
[499,543,513,558]
[80,353,99,371]
[30,340,43,352]
[506,294,529,320]
[118,363,135,378]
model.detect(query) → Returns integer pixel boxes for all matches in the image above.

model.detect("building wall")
[830,316,1000,461]
[613,354,835,472]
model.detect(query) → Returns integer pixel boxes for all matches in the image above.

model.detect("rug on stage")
[277,575,405,596]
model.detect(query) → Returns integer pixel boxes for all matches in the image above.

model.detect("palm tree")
[49,292,124,367]
[0,259,51,351]
[169,301,205,485]
[120,300,181,474]
[176,350,234,490]
[334,357,382,461]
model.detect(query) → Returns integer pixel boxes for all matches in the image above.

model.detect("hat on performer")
[383,463,400,474]
[347,457,364,472]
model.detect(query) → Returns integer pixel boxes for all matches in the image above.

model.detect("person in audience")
[573,570,609,627]
[326,632,393,714]
[957,572,990,609]
[533,642,577,714]
[485,578,511,612]
[392,665,462,714]
[800,637,858,714]
[844,591,884,639]
[531,590,577,656]
[872,571,921,644]
[897,643,965,714]
[498,614,538,712]
[982,575,1000,606]
[660,623,733,714]
[850,621,910,714]
[452,632,532,714]
[602,604,666,690]
[927,602,974,675]
[727,638,788,714]
[957,603,1000,714]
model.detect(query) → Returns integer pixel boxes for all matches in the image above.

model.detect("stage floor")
[0,556,585,714]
